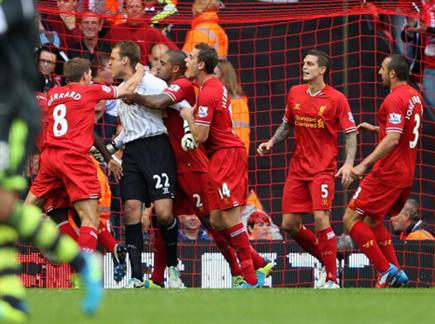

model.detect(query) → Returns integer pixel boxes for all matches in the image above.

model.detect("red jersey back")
[35,92,49,152]
[163,77,208,173]
[194,77,245,155]
[283,84,356,179]
[45,83,118,154]
[371,84,423,188]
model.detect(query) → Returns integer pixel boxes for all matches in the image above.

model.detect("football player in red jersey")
[24,57,144,252]
[181,43,271,288]
[125,49,265,287]
[344,54,422,288]
[258,50,357,288]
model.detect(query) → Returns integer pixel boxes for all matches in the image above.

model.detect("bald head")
[149,43,170,69]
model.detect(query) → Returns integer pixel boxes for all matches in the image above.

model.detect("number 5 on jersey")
[53,104,68,137]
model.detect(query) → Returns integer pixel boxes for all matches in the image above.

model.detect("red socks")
[98,224,116,253]
[58,221,79,241]
[316,227,337,282]
[250,246,266,270]
[78,226,98,252]
[371,222,400,268]
[151,227,167,284]
[292,226,323,262]
[206,224,242,276]
[225,223,257,285]
[349,221,390,273]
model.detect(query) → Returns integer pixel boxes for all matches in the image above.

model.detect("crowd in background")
[31,0,434,244]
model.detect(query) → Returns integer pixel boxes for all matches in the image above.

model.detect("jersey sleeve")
[163,80,187,104]
[336,94,357,133]
[169,99,191,112]
[194,88,215,127]
[283,88,294,125]
[87,84,118,102]
[383,96,405,134]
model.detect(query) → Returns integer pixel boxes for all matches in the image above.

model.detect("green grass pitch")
[26,288,434,324]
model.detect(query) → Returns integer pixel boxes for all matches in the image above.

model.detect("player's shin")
[125,223,144,281]
[159,218,178,267]
[151,226,167,284]
[225,223,257,285]
[205,223,242,276]
[58,221,79,241]
[97,224,116,253]
[349,220,390,273]
[0,225,27,317]
[371,222,400,268]
[316,227,337,282]
[7,203,80,263]
[290,226,323,262]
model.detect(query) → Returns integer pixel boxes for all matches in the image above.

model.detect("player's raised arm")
[116,63,145,97]
[257,121,291,156]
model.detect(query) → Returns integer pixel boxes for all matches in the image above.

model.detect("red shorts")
[348,173,411,220]
[43,189,70,213]
[282,173,335,213]
[174,171,210,217]
[30,148,101,203]
[207,148,248,211]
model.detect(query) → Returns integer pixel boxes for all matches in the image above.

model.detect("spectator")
[105,0,178,65]
[183,0,228,58]
[43,0,81,48]
[402,1,435,116]
[148,0,178,26]
[400,16,423,84]
[36,46,65,92]
[391,199,434,240]
[69,11,112,62]
[241,195,283,240]
[246,211,273,240]
[148,42,169,74]
[215,58,250,152]
[179,214,211,241]
[36,13,62,49]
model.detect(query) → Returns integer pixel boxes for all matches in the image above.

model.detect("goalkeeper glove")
[181,120,199,151]
[90,146,105,163]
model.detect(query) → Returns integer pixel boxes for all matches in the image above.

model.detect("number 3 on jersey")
[409,113,420,149]
[53,104,68,137]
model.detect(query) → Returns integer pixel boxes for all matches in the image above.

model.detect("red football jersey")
[45,83,118,153]
[35,92,49,152]
[371,84,423,188]
[283,84,356,179]
[194,77,245,155]
[163,77,208,173]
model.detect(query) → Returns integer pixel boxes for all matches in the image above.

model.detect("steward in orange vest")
[182,0,228,58]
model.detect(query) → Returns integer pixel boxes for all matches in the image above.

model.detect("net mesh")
[22,0,435,288]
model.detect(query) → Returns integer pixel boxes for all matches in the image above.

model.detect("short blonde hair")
[193,0,220,15]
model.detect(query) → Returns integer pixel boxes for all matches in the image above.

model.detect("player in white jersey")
[108,41,180,288]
